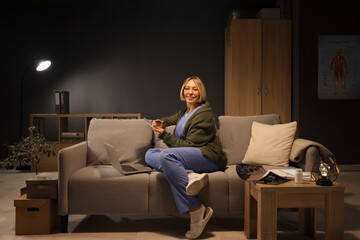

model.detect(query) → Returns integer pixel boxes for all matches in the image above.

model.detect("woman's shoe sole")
[186,174,209,196]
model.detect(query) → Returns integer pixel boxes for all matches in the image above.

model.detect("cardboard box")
[14,194,57,235]
[256,8,281,19]
[26,172,58,199]
[276,0,292,19]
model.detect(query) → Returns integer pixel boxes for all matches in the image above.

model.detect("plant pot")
[16,165,31,171]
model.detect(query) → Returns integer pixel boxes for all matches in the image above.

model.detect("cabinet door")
[225,19,262,116]
[262,20,292,123]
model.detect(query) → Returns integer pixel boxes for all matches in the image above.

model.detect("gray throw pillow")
[87,119,153,165]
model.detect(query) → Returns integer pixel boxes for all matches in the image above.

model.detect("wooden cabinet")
[29,113,141,171]
[225,19,291,123]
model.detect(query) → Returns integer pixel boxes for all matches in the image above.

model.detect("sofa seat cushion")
[87,119,153,165]
[148,170,229,214]
[198,170,229,214]
[148,171,178,214]
[218,114,281,165]
[68,166,149,214]
[225,165,245,214]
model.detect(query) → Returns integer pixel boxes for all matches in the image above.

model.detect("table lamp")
[311,156,340,186]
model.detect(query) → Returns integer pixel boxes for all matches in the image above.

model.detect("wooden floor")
[1,169,360,240]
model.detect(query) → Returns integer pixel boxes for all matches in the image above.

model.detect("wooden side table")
[244,181,345,240]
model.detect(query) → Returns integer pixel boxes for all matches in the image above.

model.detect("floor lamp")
[20,60,52,138]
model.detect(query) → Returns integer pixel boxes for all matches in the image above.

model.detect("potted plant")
[1,126,56,175]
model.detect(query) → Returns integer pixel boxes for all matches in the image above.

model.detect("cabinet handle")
[257,87,261,96]
[264,87,269,96]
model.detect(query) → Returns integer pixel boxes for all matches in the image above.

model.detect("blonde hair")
[180,76,207,102]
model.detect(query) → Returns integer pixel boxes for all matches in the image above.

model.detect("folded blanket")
[290,138,335,163]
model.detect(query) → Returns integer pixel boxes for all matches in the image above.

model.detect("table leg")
[325,191,344,240]
[244,182,257,239]
[258,190,277,240]
[299,208,316,237]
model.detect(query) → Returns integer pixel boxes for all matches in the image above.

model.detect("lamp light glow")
[36,60,51,71]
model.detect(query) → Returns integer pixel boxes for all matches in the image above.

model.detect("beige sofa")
[58,114,320,232]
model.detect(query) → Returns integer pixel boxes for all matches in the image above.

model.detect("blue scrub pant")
[145,147,219,214]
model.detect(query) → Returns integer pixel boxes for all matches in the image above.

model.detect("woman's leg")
[145,148,164,172]
[159,147,219,214]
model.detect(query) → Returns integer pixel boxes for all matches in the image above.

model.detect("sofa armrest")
[58,141,87,216]
[292,146,318,172]
[290,138,335,173]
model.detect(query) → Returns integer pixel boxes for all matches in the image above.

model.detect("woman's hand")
[151,119,164,137]
[152,119,163,128]
[153,126,164,137]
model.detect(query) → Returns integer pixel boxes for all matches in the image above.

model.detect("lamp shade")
[36,60,51,71]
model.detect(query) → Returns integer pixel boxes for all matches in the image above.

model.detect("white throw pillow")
[242,121,297,166]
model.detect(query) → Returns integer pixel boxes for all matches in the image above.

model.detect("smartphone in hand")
[143,118,163,128]
[154,120,163,128]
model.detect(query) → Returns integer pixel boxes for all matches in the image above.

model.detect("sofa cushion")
[148,170,229,214]
[68,166,149,214]
[197,170,229,214]
[87,119,153,165]
[218,114,281,165]
[148,171,178,214]
[242,121,297,167]
[225,165,245,214]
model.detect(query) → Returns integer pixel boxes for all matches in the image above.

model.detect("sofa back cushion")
[87,119,153,165]
[218,114,281,165]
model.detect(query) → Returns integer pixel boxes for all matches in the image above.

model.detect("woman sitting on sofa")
[145,76,227,239]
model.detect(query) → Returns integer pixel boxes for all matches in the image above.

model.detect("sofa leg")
[61,215,69,233]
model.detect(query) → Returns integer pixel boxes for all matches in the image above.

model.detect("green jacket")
[159,102,227,170]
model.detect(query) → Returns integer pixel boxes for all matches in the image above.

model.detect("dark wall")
[0,60,8,160]
[1,0,274,144]
[2,0,358,165]
[296,0,360,164]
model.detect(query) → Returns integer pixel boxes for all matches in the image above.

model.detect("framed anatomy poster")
[318,35,360,100]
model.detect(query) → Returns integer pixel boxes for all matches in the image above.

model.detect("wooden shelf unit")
[29,113,141,172]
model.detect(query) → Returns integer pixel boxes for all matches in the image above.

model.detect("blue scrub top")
[174,104,205,139]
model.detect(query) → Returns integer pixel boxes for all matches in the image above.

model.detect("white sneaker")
[185,206,213,239]
[186,173,209,196]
